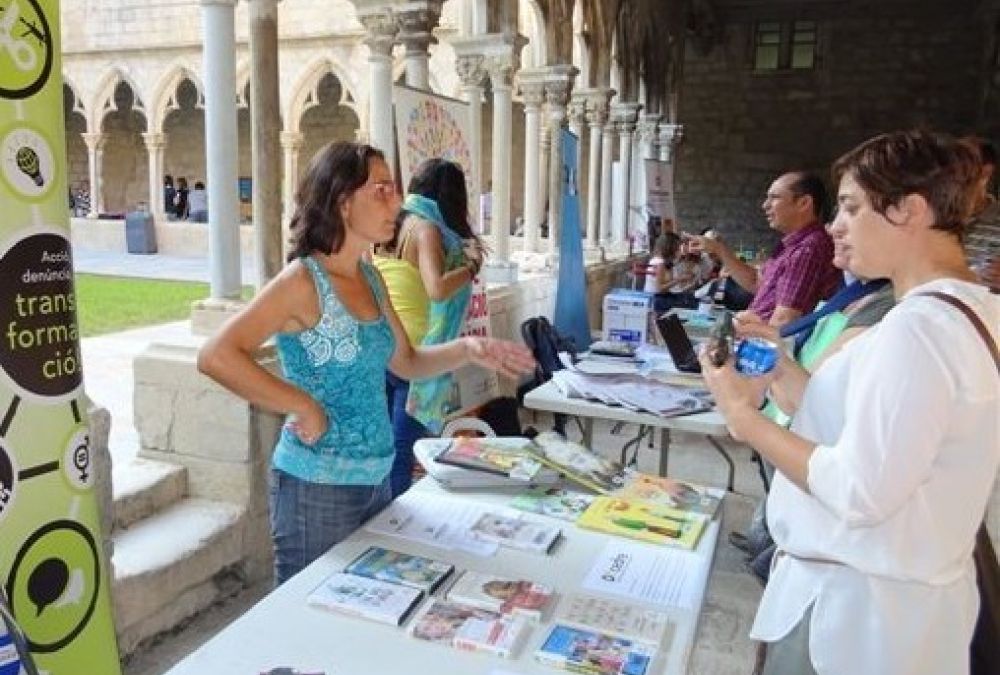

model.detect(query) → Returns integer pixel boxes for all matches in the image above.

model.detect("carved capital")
[455,54,486,89]
[484,53,518,89]
[519,80,546,109]
[610,102,642,133]
[81,132,106,152]
[658,123,684,147]
[637,113,662,144]
[396,7,440,54]
[359,11,398,58]
[567,93,587,127]
[141,132,166,150]
[583,88,615,128]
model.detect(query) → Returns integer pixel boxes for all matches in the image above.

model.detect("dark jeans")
[268,468,390,586]
[385,371,430,498]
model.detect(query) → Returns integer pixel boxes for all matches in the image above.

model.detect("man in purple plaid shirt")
[691,172,840,326]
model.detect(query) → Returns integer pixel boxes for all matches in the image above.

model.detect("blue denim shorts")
[268,467,391,586]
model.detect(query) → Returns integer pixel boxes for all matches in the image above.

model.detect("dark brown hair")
[287,141,384,261]
[832,130,981,237]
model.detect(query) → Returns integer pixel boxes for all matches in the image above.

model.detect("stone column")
[611,102,641,245]
[543,64,578,259]
[584,88,613,249]
[599,122,614,244]
[567,92,586,185]
[81,132,105,218]
[396,3,442,90]
[452,47,486,231]
[280,131,304,220]
[359,10,398,170]
[634,112,661,242]
[484,46,520,261]
[658,122,683,163]
[141,132,166,221]
[516,70,546,253]
[201,0,241,300]
[538,116,550,236]
[250,0,283,286]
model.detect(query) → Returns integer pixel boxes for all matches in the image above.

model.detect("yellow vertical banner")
[0,0,123,672]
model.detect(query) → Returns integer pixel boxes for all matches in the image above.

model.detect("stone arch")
[571,0,591,87]
[297,70,361,177]
[286,57,359,134]
[63,79,89,210]
[519,0,546,68]
[89,67,147,133]
[100,79,149,215]
[149,63,205,134]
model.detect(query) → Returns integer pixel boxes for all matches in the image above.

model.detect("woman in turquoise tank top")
[198,142,533,586]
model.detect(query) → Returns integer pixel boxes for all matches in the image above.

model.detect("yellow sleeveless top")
[373,256,430,345]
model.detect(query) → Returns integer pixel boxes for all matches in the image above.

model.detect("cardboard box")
[602,289,653,346]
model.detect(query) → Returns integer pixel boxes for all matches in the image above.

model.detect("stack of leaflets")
[557,594,672,647]
[469,512,561,554]
[446,570,555,622]
[408,598,529,658]
[611,469,724,518]
[535,624,656,675]
[306,572,423,626]
[576,496,708,549]
[509,486,596,522]
[344,546,454,593]
[550,369,712,418]
[434,437,548,481]
[528,432,628,493]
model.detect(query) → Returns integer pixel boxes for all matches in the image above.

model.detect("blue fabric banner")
[553,129,593,352]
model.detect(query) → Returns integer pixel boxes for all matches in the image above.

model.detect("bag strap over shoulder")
[916,291,999,374]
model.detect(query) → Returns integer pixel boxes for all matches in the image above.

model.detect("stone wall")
[675,0,1000,252]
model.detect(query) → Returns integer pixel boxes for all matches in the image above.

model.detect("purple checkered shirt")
[749,221,840,321]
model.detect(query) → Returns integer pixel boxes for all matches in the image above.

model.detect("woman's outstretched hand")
[465,337,536,379]
[698,346,773,442]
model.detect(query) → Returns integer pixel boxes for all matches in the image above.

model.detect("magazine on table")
[526,431,628,494]
[468,512,561,554]
[446,570,555,622]
[611,469,724,518]
[509,486,596,522]
[408,598,530,658]
[576,496,708,550]
[556,594,673,647]
[306,571,423,626]
[434,436,547,480]
[535,624,656,675]
[344,546,454,593]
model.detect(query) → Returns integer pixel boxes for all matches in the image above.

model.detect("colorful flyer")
[0,1,123,672]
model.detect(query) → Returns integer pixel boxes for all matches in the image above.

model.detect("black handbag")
[918,292,1000,675]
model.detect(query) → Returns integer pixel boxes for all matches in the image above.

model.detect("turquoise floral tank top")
[271,256,396,485]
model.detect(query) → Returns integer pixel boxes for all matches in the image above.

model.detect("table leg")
[657,428,671,477]
[583,418,594,448]
[707,436,736,492]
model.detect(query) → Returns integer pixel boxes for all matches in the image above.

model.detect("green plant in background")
[74,274,254,337]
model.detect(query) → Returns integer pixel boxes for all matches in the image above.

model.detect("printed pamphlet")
[557,594,672,646]
[526,432,627,494]
[306,572,423,626]
[612,470,724,518]
[576,496,708,549]
[535,624,655,675]
[469,512,561,553]
[408,599,529,658]
[344,546,454,593]
[435,437,546,480]
[509,486,596,522]
[446,570,555,621]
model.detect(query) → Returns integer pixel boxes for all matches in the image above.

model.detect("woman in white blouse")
[700,129,999,675]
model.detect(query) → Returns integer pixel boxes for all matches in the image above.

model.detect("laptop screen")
[655,314,701,373]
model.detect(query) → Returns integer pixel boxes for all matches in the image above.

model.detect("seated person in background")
[689,172,841,326]
[962,136,999,291]
[644,232,682,294]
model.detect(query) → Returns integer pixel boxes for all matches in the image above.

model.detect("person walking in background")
[197,142,532,586]
[174,176,190,220]
[689,172,841,326]
[374,158,484,498]
[164,175,176,220]
[701,130,998,675]
[188,181,208,223]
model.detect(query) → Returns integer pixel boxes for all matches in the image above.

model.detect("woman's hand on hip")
[286,395,328,445]
[465,337,536,379]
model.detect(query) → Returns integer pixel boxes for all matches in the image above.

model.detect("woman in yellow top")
[375,158,483,497]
